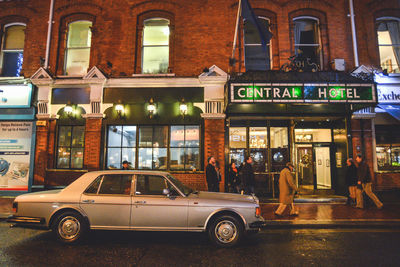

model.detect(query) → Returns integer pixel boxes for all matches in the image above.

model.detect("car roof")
[87,170,171,176]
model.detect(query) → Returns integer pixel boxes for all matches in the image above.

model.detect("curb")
[262,219,400,229]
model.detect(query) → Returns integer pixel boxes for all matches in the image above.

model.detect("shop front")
[0,81,35,195]
[226,72,376,197]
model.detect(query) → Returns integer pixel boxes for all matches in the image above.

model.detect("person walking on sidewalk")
[345,158,357,205]
[242,156,255,195]
[206,156,219,192]
[355,155,383,209]
[275,162,299,216]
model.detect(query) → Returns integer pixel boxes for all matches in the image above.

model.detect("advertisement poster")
[0,121,32,191]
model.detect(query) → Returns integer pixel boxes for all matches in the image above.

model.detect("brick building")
[0,0,399,196]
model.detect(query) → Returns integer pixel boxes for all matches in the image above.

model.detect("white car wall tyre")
[52,211,88,244]
[208,214,243,247]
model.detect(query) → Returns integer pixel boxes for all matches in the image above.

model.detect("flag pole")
[231,0,242,61]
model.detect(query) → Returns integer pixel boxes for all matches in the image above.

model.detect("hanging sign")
[0,84,32,108]
[231,83,375,103]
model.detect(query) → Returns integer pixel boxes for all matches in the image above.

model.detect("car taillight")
[256,207,261,217]
[12,202,18,213]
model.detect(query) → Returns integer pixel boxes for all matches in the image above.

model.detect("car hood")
[193,191,257,203]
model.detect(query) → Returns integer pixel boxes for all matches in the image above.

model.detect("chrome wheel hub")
[58,216,80,240]
[215,220,237,243]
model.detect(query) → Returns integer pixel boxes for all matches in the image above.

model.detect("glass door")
[314,146,331,189]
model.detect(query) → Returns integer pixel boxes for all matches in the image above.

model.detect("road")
[1,221,399,267]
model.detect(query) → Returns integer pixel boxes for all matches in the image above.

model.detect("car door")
[130,174,188,230]
[80,174,132,229]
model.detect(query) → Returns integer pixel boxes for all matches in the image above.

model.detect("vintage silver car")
[8,171,265,247]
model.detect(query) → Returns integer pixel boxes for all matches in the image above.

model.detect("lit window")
[170,125,200,171]
[244,17,271,71]
[377,19,400,73]
[64,21,92,76]
[0,24,25,77]
[142,18,169,74]
[293,18,321,67]
[56,126,85,169]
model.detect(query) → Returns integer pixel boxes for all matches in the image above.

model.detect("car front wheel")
[52,211,87,244]
[208,215,243,247]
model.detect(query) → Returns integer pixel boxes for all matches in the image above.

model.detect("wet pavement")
[1,221,400,266]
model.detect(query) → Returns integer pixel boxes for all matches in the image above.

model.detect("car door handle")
[134,201,146,204]
[82,199,95,203]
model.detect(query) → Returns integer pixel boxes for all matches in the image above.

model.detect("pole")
[44,0,55,69]
[231,0,242,60]
[349,0,359,67]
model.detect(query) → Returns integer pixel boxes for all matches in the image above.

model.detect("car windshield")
[166,174,194,196]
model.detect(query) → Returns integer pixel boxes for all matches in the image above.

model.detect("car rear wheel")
[208,215,243,247]
[52,211,87,244]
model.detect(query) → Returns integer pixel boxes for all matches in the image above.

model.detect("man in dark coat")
[206,156,219,192]
[355,155,383,209]
[275,162,298,216]
[242,156,255,195]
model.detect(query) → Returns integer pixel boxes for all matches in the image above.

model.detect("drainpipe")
[349,0,359,67]
[44,0,55,69]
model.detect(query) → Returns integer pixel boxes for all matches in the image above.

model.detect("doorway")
[314,146,331,189]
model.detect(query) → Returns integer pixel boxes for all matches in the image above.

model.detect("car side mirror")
[162,188,170,197]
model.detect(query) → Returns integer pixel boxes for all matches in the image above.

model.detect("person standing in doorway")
[345,158,358,205]
[275,162,299,216]
[355,155,383,209]
[242,156,255,195]
[206,156,219,192]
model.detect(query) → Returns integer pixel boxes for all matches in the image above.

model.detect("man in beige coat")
[275,162,299,216]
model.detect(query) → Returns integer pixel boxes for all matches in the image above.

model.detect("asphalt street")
[1,222,400,267]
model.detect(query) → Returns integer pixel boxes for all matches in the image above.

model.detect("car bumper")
[7,215,46,225]
[249,217,267,229]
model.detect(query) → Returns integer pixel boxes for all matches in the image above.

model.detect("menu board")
[0,121,32,192]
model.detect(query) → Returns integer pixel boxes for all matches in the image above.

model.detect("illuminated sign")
[231,83,375,103]
[377,85,400,103]
[0,84,32,108]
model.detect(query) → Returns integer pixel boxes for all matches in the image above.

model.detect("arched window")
[377,18,400,73]
[293,17,321,67]
[142,18,170,74]
[64,20,92,76]
[244,17,271,71]
[0,24,25,77]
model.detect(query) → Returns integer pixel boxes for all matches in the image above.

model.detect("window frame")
[376,17,400,73]
[292,16,323,67]
[55,124,85,169]
[0,22,26,77]
[376,144,400,171]
[243,16,273,71]
[84,174,133,196]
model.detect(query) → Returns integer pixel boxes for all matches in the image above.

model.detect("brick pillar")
[84,118,102,171]
[351,118,375,184]
[34,120,49,186]
[204,119,225,192]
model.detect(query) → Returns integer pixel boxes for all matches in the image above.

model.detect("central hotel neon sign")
[231,83,376,103]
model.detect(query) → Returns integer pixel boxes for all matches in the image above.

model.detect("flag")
[241,0,273,51]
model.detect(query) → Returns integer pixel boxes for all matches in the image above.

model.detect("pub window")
[56,125,85,169]
[377,18,400,73]
[138,126,168,170]
[170,125,200,171]
[244,17,271,71]
[377,145,400,170]
[142,18,170,74]
[293,17,321,67]
[64,20,92,76]
[107,126,137,169]
[0,24,25,77]
[229,127,247,166]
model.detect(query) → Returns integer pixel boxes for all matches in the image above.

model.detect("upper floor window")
[377,18,400,73]
[142,18,169,74]
[293,18,321,67]
[0,24,25,77]
[64,21,92,76]
[244,17,271,71]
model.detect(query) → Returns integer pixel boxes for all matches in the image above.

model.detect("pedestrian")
[206,156,219,192]
[275,162,298,216]
[355,155,383,209]
[215,160,222,192]
[227,162,239,193]
[122,160,131,170]
[345,158,357,205]
[241,156,255,195]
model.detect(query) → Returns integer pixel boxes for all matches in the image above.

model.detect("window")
[64,21,92,76]
[136,175,167,195]
[56,126,85,169]
[97,175,132,195]
[244,17,271,71]
[85,176,102,194]
[106,125,200,171]
[142,18,169,74]
[170,125,200,171]
[377,146,400,170]
[0,24,25,77]
[377,18,400,73]
[293,18,321,67]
